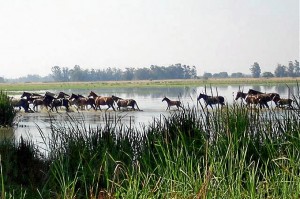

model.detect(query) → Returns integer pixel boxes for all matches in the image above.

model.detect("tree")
[51,66,63,81]
[250,62,261,78]
[288,61,295,77]
[203,72,212,79]
[294,60,299,77]
[274,64,287,77]
[231,72,244,78]
[123,67,135,80]
[261,72,274,78]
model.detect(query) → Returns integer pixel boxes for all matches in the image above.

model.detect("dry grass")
[1,77,299,92]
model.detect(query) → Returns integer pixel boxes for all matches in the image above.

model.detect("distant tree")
[0,77,4,83]
[61,67,70,81]
[123,67,135,80]
[203,72,212,79]
[261,72,274,78]
[250,62,261,78]
[134,68,151,80]
[274,64,288,77]
[287,61,295,77]
[51,66,63,81]
[212,72,228,78]
[294,60,300,77]
[69,65,84,81]
[231,72,244,78]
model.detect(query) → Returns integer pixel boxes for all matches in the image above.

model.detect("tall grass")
[0,91,16,127]
[0,99,300,198]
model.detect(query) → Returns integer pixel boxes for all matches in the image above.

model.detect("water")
[7,84,299,144]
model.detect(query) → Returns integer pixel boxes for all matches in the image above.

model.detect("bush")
[0,91,16,127]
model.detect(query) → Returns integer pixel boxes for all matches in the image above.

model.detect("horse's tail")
[134,100,141,111]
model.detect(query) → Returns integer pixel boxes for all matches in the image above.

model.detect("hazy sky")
[0,0,299,78]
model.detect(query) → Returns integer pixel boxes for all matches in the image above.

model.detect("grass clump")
[0,91,16,127]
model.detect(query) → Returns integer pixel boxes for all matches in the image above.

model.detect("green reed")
[0,98,300,198]
[0,91,16,127]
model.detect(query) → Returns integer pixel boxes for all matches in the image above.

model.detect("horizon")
[0,0,299,78]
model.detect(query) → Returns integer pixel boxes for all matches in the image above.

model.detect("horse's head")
[270,93,280,103]
[69,93,78,100]
[88,91,97,98]
[162,96,168,102]
[197,93,205,101]
[21,92,32,99]
[57,92,70,99]
[112,95,122,102]
[235,91,246,100]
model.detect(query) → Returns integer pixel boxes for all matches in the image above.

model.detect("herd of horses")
[9,91,142,113]
[9,89,295,113]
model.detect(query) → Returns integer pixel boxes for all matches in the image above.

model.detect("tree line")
[50,63,197,82]
[203,60,299,79]
[1,60,299,83]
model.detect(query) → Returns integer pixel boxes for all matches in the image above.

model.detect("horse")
[247,89,280,107]
[20,91,42,100]
[69,93,95,110]
[10,97,32,112]
[41,93,55,110]
[235,91,262,108]
[88,91,115,111]
[162,97,183,110]
[111,95,141,111]
[32,97,47,111]
[50,98,70,112]
[57,92,70,99]
[197,93,225,108]
[274,98,294,109]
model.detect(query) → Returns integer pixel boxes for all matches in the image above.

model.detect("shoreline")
[1,77,299,92]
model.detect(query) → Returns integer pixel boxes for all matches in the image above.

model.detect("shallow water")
[6,83,299,144]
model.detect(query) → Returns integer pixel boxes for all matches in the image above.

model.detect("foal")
[162,97,183,110]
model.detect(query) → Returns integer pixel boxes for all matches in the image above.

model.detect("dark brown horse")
[50,98,70,112]
[10,97,32,112]
[111,95,141,111]
[197,93,225,108]
[162,97,183,110]
[32,97,47,111]
[88,91,115,111]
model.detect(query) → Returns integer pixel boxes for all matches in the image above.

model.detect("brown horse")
[111,95,141,111]
[248,89,280,107]
[235,91,261,108]
[162,97,183,110]
[197,93,225,108]
[88,91,115,111]
[32,97,47,111]
[69,93,95,110]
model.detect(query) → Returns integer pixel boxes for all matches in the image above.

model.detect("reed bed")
[0,91,16,127]
[0,100,300,198]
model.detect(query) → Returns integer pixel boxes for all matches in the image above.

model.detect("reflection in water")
[10,83,300,146]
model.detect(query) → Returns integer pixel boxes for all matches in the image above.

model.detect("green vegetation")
[1,77,300,92]
[0,91,16,127]
[0,101,300,198]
